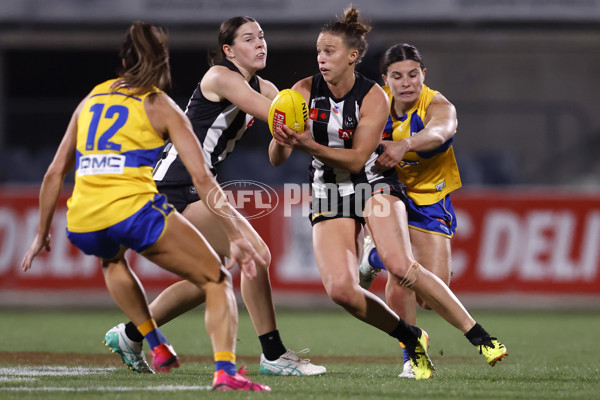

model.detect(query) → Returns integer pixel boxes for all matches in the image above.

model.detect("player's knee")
[378,252,411,275]
[218,266,233,284]
[203,274,234,296]
[390,262,421,288]
[184,257,226,287]
[416,295,433,310]
[325,281,355,307]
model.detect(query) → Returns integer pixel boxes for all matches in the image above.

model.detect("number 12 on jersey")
[79,102,129,176]
[85,103,129,151]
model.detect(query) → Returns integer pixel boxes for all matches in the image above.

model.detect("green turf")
[1,308,599,399]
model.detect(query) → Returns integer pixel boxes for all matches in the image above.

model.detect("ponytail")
[118,22,171,95]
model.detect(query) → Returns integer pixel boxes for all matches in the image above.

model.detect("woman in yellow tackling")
[20,22,270,391]
[359,43,505,378]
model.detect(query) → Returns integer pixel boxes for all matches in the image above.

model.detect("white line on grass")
[0,366,213,391]
[0,377,36,382]
[0,366,116,377]
[1,385,213,392]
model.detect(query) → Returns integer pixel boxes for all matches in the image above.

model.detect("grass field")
[0,307,598,399]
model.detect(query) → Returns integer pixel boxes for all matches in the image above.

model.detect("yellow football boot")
[478,338,508,366]
[403,330,435,380]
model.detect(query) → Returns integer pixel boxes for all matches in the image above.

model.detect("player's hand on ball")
[273,123,313,151]
[268,89,308,135]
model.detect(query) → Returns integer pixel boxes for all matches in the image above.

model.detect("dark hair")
[118,21,171,95]
[321,6,371,64]
[381,43,425,74]
[208,16,257,66]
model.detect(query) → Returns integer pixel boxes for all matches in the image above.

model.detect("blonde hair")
[117,22,171,95]
[321,6,371,64]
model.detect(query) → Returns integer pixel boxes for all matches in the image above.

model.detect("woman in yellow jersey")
[358,43,501,378]
[20,22,270,392]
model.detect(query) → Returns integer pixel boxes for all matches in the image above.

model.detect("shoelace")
[237,364,248,376]
[232,364,269,391]
[288,348,313,364]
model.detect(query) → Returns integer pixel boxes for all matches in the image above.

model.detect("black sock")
[258,330,287,361]
[388,320,421,348]
[464,322,492,346]
[125,321,144,343]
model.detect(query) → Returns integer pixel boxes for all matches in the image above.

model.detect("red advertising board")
[1,186,599,302]
[448,190,600,294]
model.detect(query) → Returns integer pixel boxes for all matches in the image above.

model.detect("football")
[268,89,308,135]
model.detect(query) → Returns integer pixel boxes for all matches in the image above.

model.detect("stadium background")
[0,0,599,309]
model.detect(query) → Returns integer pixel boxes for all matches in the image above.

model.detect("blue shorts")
[406,195,457,238]
[66,193,175,259]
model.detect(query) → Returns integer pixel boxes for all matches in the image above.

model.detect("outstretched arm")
[201,66,276,122]
[268,136,293,166]
[146,93,265,279]
[22,98,81,271]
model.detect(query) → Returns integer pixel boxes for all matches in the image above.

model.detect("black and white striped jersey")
[308,72,395,199]
[153,59,259,185]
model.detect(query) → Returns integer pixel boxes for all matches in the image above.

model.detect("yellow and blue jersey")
[382,84,461,206]
[66,79,165,232]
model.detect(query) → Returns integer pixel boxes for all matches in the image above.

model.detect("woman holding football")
[269,6,507,379]
[104,16,326,377]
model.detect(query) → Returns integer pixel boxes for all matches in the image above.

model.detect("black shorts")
[157,184,200,213]
[309,178,408,226]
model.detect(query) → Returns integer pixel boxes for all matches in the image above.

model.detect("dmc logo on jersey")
[206,180,279,220]
[338,129,354,140]
[78,154,125,176]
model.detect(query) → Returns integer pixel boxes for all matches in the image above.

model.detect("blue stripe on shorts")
[405,195,457,238]
[66,193,175,259]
